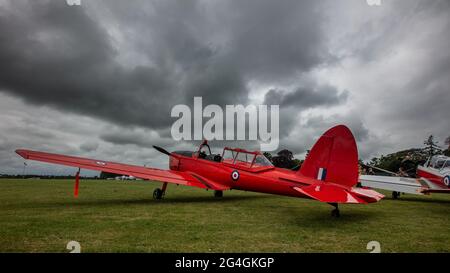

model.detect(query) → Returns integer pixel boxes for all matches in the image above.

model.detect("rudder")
[299,125,359,187]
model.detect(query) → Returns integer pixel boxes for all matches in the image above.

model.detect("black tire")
[153,188,163,200]
[392,191,400,199]
[214,190,223,198]
[331,209,340,218]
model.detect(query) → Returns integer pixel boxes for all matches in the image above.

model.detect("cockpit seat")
[205,154,222,162]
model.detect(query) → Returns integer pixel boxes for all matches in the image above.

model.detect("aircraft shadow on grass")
[27,194,273,208]
[284,207,379,227]
[385,196,450,205]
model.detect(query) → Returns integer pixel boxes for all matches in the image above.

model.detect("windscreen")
[252,155,273,167]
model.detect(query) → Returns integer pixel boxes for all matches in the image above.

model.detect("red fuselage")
[170,153,327,199]
[416,165,447,188]
[15,125,384,208]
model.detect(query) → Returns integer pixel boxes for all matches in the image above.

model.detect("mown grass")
[0,179,449,253]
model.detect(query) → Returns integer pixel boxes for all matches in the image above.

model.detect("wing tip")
[15,149,29,159]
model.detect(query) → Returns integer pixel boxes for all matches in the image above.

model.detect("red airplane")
[16,125,383,217]
[360,155,450,198]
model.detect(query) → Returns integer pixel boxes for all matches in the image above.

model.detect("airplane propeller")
[153,146,179,158]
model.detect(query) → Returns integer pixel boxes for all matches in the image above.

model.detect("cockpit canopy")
[221,147,273,170]
[177,140,274,171]
[428,155,450,170]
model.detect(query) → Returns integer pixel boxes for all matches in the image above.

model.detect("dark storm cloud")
[263,85,348,109]
[340,0,450,149]
[99,129,173,149]
[262,83,349,139]
[304,114,369,143]
[0,0,180,129]
[0,0,332,132]
[79,142,99,152]
[1,0,449,176]
[273,112,370,159]
[344,0,450,63]
[212,0,331,83]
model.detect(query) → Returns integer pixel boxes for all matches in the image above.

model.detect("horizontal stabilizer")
[293,183,383,204]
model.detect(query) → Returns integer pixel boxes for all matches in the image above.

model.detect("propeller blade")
[153,146,172,157]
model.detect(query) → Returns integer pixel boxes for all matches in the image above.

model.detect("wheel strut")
[153,182,168,200]
[329,203,340,218]
[161,182,168,195]
[74,168,80,198]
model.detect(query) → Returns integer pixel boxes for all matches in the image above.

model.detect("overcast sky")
[0,0,449,175]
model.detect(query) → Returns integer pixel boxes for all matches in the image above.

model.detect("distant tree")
[358,159,364,165]
[263,152,272,161]
[444,136,450,156]
[271,149,298,169]
[290,161,301,171]
[277,149,294,160]
[100,172,120,179]
[369,157,380,166]
[305,150,310,158]
[293,159,303,165]
[423,135,442,158]
[367,148,427,175]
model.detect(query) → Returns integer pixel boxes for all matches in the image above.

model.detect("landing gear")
[214,190,223,198]
[153,182,168,200]
[153,188,164,200]
[392,191,400,199]
[331,208,340,217]
[330,203,340,218]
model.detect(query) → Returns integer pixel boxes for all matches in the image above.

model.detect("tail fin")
[299,125,359,187]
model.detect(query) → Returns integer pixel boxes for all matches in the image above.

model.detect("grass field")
[0,179,449,253]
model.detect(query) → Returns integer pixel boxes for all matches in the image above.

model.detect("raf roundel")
[443,175,450,187]
[231,170,240,181]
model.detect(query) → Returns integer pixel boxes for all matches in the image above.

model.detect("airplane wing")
[15,149,229,191]
[360,175,450,195]
[359,175,424,195]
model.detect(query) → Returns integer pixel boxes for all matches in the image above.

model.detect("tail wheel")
[392,191,400,199]
[153,188,164,200]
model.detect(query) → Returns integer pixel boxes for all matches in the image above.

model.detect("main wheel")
[214,190,223,198]
[153,188,164,200]
[331,209,340,218]
[392,191,400,199]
